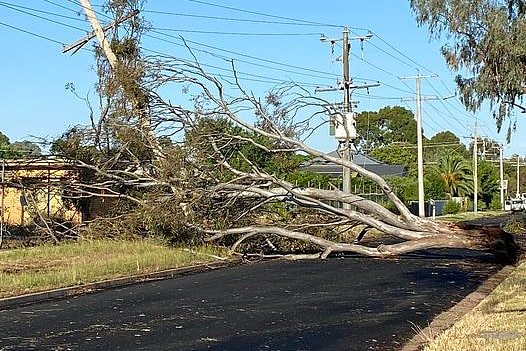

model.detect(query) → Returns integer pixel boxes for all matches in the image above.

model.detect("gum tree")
[48,0,519,261]
[410,0,526,139]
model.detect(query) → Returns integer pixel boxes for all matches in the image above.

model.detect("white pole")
[517,155,520,198]
[473,118,478,213]
[499,144,504,210]
[415,76,425,217]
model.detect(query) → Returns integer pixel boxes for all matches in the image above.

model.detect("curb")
[401,263,517,351]
[0,259,241,311]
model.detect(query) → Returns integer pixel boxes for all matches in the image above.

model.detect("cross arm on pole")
[62,9,139,55]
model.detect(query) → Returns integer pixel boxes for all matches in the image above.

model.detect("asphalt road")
[0,251,501,351]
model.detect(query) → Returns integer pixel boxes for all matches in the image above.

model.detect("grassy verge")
[437,210,506,222]
[423,261,526,351]
[0,239,230,299]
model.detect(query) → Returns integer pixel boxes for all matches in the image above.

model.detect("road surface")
[0,251,501,350]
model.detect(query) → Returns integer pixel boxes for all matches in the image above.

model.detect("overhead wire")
[143,47,321,87]
[183,0,345,28]
[150,27,322,36]
[0,20,66,45]
[18,0,483,142]
[0,1,87,32]
[146,32,337,82]
[143,10,336,27]
[1,1,86,23]
[42,0,84,15]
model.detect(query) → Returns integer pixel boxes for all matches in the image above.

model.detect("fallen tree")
[42,0,519,262]
[135,53,517,262]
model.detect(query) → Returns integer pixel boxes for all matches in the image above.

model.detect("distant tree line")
[0,131,41,159]
[354,106,501,212]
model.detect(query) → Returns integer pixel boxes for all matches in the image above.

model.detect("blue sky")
[0,0,523,157]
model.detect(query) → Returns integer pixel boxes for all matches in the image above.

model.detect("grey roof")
[302,150,405,177]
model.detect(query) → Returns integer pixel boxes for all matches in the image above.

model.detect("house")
[0,158,82,226]
[302,150,405,178]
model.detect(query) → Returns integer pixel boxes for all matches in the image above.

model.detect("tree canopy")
[355,106,418,151]
[425,130,469,162]
[0,131,41,159]
[411,0,526,138]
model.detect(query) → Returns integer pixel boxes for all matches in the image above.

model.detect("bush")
[490,196,502,210]
[443,200,461,214]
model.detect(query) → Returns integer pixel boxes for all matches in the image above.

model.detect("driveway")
[0,251,501,351]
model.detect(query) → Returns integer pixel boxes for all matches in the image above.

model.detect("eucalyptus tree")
[45,0,519,261]
[411,0,526,139]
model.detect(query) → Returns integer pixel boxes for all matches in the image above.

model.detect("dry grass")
[423,262,526,351]
[0,239,229,299]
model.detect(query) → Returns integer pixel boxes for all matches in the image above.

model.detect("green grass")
[0,239,230,298]
[437,210,506,222]
[423,262,526,351]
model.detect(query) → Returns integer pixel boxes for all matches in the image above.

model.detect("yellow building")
[1,158,82,227]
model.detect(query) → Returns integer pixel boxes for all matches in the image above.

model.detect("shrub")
[443,200,461,214]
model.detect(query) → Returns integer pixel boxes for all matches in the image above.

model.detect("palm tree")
[431,154,473,198]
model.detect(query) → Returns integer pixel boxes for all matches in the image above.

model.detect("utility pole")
[341,27,352,207]
[79,0,118,68]
[72,0,162,160]
[318,28,377,209]
[63,9,139,55]
[473,117,478,213]
[499,144,504,210]
[517,155,521,198]
[399,73,438,217]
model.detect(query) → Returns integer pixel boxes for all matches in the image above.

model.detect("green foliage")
[490,196,502,210]
[0,131,41,159]
[51,127,100,163]
[443,200,461,214]
[9,141,41,157]
[431,154,473,197]
[355,106,417,151]
[386,176,418,204]
[370,142,417,177]
[411,0,526,136]
[424,172,447,200]
[425,130,468,162]
[185,117,307,183]
[478,160,500,209]
[0,131,9,146]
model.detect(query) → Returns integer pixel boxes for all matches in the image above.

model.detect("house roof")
[302,150,405,177]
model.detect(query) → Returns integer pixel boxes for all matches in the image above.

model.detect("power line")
[0,2,87,32]
[0,20,65,45]
[369,30,437,75]
[146,31,338,81]
[143,47,321,87]
[42,0,83,15]
[183,0,344,28]
[425,102,471,134]
[151,27,322,36]
[0,1,85,23]
[354,92,412,101]
[143,9,334,27]
[349,52,418,96]
[65,0,112,20]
